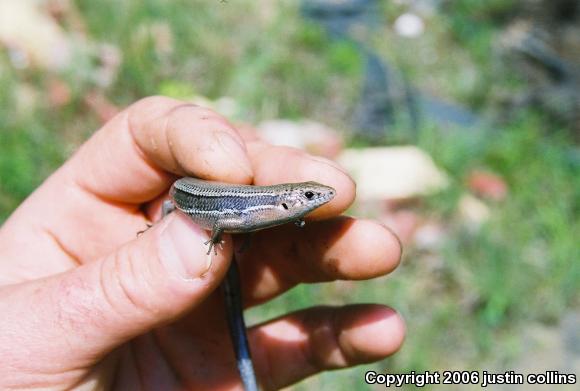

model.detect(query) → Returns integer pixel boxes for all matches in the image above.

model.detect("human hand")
[0,97,404,390]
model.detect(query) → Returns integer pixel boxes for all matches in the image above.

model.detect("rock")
[0,0,72,70]
[393,13,425,38]
[413,221,446,251]
[337,146,448,201]
[458,193,491,229]
[257,119,343,159]
[467,170,508,201]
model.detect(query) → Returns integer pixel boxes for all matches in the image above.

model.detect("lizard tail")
[223,258,259,391]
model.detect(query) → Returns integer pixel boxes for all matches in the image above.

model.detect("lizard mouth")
[318,188,336,205]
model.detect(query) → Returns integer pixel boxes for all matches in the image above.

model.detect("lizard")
[162,177,336,391]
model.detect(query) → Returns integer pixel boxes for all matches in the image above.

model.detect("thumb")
[0,212,231,375]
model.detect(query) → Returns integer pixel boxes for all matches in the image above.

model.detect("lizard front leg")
[204,223,224,255]
[137,200,176,235]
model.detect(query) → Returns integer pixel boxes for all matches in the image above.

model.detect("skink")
[163,177,336,391]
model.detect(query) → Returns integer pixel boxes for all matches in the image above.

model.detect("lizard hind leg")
[204,225,224,255]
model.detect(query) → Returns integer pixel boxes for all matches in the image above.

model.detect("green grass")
[0,1,578,389]
[0,58,67,218]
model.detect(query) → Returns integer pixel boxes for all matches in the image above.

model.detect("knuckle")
[299,307,347,369]
[105,245,160,320]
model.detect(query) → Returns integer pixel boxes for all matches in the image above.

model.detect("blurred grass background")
[0,0,578,389]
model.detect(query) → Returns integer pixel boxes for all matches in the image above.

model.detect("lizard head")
[277,181,336,218]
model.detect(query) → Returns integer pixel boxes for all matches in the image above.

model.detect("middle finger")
[238,216,402,306]
[240,140,401,305]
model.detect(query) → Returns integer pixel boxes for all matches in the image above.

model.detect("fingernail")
[159,213,211,280]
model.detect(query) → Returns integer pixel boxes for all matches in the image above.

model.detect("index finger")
[68,96,254,204]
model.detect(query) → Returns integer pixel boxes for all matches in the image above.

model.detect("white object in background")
[458,194,491,228]
[0,0,71,70]
[257,119,343,158]
[337,146,448,201]
[393,13,425,38]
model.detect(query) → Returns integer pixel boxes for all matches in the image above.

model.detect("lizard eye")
[304,191,314,199]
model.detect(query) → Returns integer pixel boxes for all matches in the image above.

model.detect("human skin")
[0,96,405,390]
